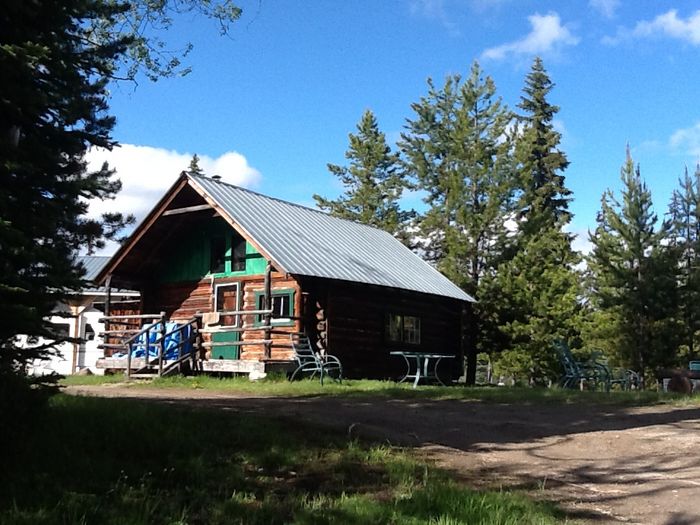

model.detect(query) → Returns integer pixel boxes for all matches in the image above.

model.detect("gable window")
[255,289,295,326]
[209,236,226,273]
[231,232,247,272]
[386,314,421,344]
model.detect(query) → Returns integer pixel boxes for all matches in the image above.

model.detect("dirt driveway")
[67,385,700,524]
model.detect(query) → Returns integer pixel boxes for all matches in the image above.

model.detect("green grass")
[62,373,695,406]
[60,373,126,386]
[1,395,567,525]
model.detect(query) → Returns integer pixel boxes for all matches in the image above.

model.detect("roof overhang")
[95,173,282,286]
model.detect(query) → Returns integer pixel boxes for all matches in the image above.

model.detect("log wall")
[144,272,300,362]
[310,279,465,380]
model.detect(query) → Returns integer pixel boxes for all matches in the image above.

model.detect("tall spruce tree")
[482,57,580,383]
[587,149,677,383]
[314,110,411,238]
[667,165,700,359]
[400,62,516,384]
[516,57,572,234]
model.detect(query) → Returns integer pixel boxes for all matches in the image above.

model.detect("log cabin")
[94,172,474,379]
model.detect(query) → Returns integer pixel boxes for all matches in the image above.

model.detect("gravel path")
[67,385,700,524]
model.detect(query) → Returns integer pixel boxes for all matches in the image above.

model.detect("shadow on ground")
[69,386,700,524]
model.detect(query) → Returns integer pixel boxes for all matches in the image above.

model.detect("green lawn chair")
[289,333,342,385]
[587,349,640,391]
[555,341,608,391]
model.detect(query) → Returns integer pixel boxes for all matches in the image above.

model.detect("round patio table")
[390,351,455,388]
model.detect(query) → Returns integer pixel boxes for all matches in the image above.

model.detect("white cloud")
[470,0,508,13]
[409,0,459,36]
[589,0,619,19]
[85,143,261,231]
[482,12,579,61]
[669,121,700,157]
[571,229,594,256]
[604,9,700,46]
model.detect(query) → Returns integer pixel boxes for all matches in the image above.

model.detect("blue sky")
[88,0,700,253]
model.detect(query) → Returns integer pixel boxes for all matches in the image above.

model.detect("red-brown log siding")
[144,272,300,361]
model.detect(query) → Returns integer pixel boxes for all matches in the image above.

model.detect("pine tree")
[587,149,677,383]
[314,110,411,238]
[516,56,572,236]
[400,62,516,383]
[667,165,700,360]
[188,154,205,176]
[483,57,581,383]
[1,0,133,404]
[0,0,242,411]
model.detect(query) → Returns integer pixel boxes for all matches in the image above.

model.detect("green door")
[212,283,240,359]
[211,331,240,359]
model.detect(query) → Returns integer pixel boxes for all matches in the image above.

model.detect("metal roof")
[79,255,110,282]
[77,256,137,295]
[189,175,474,302]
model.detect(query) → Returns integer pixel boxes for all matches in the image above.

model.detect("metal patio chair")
[589,350,640,391]
[289,333,342,385]
[555,341,608,391]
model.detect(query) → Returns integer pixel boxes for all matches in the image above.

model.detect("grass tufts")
[62,373,695,407]
[1,395,568,524]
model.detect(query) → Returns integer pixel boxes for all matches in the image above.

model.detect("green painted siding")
[159,219,265,283]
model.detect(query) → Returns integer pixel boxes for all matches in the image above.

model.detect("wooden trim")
[162,203,212,216]
[104,274,112,317]
[71,305,80,374]
[263,261,272,359]
[94,175,190,284]
[213,282,240,327]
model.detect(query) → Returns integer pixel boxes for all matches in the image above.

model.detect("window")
[231,232,246,272]
[84,323,95,341]
[209,236,226,273]
[255,289,295,325]
[385,314,421,344]
[53,322,71,339]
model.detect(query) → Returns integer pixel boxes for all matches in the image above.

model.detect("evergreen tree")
[516,56,572,236]
[1,0,132,404]
[587,149,677,383]
[0,0,242,411]
[667,165,700,359]
[400,62,516,383]
[188,154,205,176]
[314,110,411,238]
[483,57,581,383]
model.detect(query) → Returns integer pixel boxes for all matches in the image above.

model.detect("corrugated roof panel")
[190,175,474,302]
[78,255,110,281]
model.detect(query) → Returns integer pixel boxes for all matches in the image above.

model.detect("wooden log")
[200,360,265,373]
[161,203,212,216]
[263,261,272,359]
[99,314,162,321]
[158,312,166,377]
[202,340,273,348]
[96,357,148,369]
